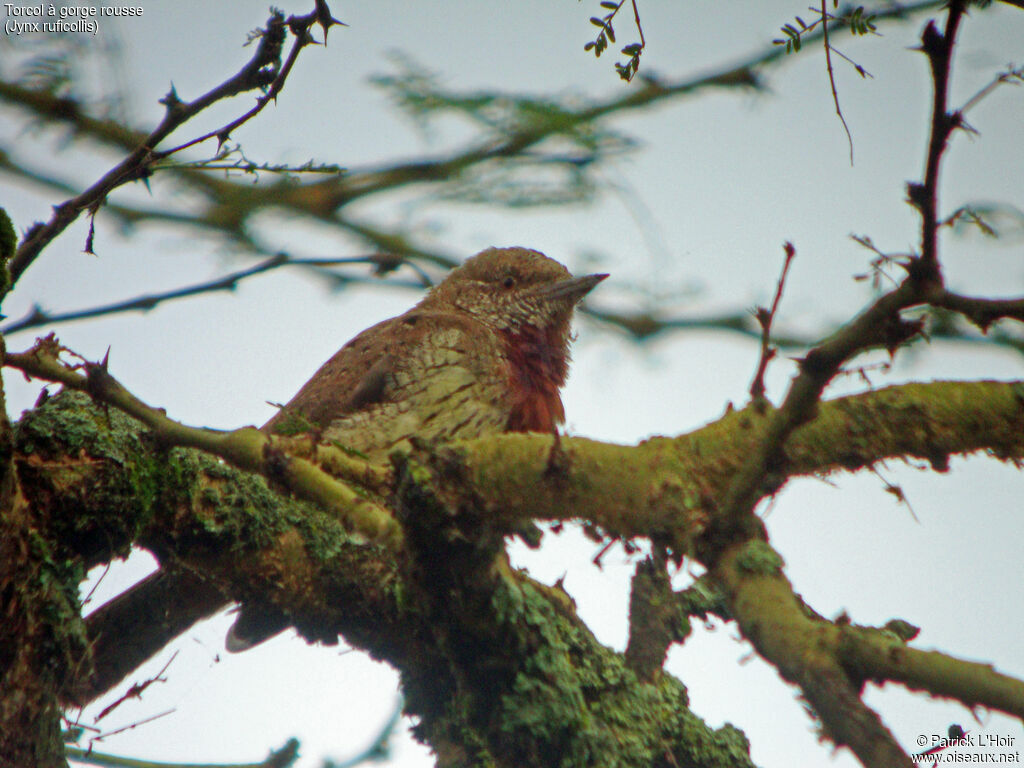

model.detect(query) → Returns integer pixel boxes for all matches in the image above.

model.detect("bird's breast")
[500,325,569,433]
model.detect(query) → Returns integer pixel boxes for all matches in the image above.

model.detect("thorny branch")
[4,336,402,548]
[749,241,796,401]
[912,0,968,271]
[5,3,343,289]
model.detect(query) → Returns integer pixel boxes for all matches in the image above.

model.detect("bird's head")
[422,247,607,338]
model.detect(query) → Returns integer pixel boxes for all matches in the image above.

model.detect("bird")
[225,246,607,651]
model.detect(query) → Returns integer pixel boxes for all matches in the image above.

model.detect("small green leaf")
[600,1,618,8]
[590,16,604,26]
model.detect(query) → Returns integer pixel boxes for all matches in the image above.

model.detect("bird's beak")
[536,273,609,303]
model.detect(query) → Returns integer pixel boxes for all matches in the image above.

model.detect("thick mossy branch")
[13,391,405,704]
[400,566,755,768]
[450,379,1024,547]
[9,375,1022,765]
[785,379,1024,472]
[389,452,755,767]
[0,351,74,768]
[711,538,1024,768]
[837,626,1024,719]
[6,358,1023,765]
[6,340,402,548]
[713,542,915,768]
[19,391,757,768]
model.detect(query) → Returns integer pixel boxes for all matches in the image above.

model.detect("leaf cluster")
[583,0,645,82]
[773,5,877,54]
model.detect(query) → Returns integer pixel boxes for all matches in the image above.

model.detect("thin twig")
[65,737,299,768]
[153,11,311,159]
[6,4,338,288]
[630,0,645,48]
[821,0,855,165]
[89,708,175,743]
[959,64,1024,115]
[749,241,796,401]
[0,253,422,335]
[94,651,178,723]
[914,0,968,271]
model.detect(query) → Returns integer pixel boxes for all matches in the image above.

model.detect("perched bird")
[226,246,607,650]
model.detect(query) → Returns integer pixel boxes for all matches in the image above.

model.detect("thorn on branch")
[82,345,131,418]
[158,84,184,118]
[312,0,348,44]
[883,618,920,643]
[919,19,945,59]
[84,211,97,255]
[882,315,927,357]
[749,241,796,402]
[905,181,928,211]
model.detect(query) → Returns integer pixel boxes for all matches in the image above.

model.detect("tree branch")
[70,569,228,705]
[20,391,755,768]
[838,625,1024,719]
[911,0,967,271]
[388,380,1024,561]
[713,544,914,768]
[4,337,402,548]
[12,374,1023,762]
[5,4,337,289]
[929,290,1024,333]
[0,253,424,336]
[12,390,407,707]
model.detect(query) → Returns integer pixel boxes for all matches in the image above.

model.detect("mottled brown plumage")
[263,246,606,456]
[227,246,606,651]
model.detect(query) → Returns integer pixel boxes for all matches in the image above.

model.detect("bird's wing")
[264,311,510,454]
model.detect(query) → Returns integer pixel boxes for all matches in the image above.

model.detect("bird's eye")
[502,276,516,289]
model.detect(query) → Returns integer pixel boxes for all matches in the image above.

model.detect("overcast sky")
[1,1,1022,767]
